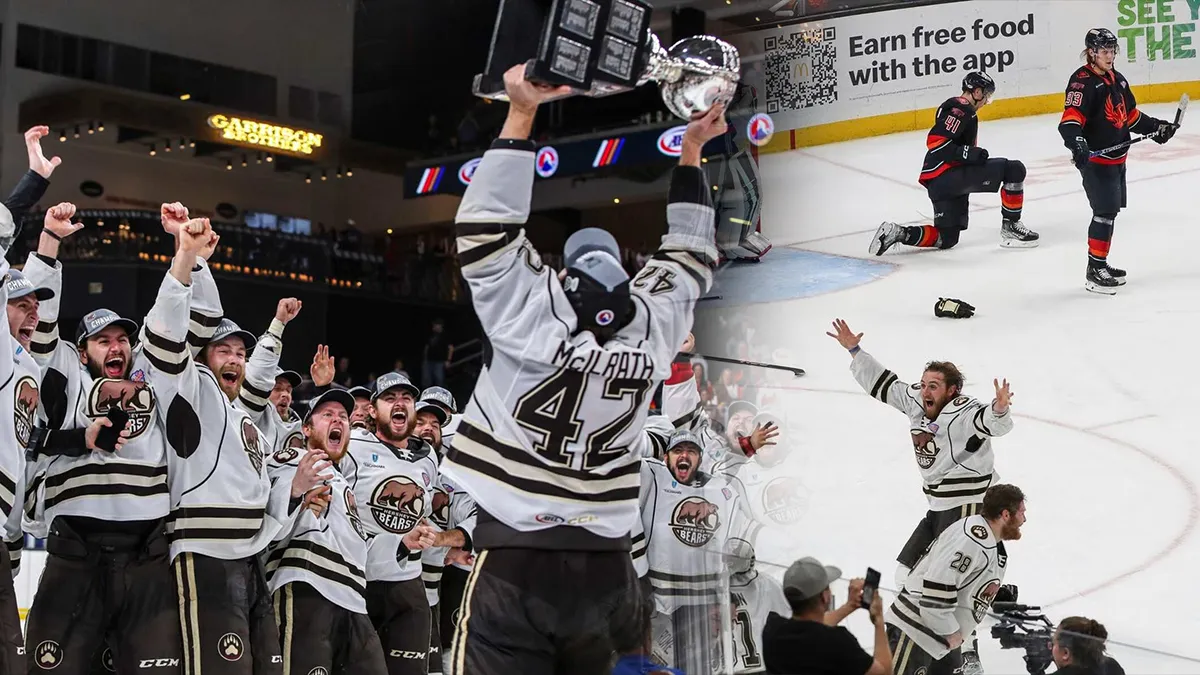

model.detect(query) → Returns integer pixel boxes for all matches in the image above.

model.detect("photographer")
[761,557,892,675]
[1052,617,1125,675]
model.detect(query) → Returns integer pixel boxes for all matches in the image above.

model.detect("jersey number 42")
[514,369,652,470]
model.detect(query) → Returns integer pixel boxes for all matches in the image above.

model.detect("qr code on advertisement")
[763,27,837,113]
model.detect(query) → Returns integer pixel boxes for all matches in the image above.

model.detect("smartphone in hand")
[94,407,130,452]
[861,567,881,610]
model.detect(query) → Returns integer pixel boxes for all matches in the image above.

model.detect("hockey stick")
[696,353,805,377]
[1089,93,1188,157]
[698,295,723,302]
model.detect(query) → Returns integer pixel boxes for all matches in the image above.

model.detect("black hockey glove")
[934,297,975,318]
[1153,121,1178,144]
[962,146,989,163]
[1070,136,1090,169]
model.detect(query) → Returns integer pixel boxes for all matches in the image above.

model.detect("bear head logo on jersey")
[972,580,1001,623]
[370,477,425,533]
[670,497,720,547]
[240,418,263,476]
[272,432,304,464]
[430,487,450,530]
[88,378,155,439]
[762,476,809,525]
[14,376,38,449]
[911,429,938,469]
[345,487,368,540]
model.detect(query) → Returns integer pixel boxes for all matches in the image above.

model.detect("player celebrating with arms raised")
[441,63,723,674]
[1059,28,1179,294]
[827,318,1013,671]
[871,71,1038,255]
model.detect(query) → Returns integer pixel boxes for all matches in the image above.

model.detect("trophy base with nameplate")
[473,0,742,120]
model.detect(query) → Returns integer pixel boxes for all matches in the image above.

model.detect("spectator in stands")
[762,557,892,675]
[334,356,353,387]
[422,317,452,388]
[1051,617,1124,675]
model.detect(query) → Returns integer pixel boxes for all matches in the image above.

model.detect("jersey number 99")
[515,370,653,470]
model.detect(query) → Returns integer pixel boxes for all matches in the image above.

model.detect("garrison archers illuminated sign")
[207,114,324,155]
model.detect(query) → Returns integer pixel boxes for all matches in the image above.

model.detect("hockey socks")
[1001,182,1024,222]
[1087,214,1116,267]
[902,225,941,248]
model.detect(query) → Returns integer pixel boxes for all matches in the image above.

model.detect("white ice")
[718,104,1200,673]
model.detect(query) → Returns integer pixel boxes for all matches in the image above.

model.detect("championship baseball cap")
[348,385,373,400]
[304,388,355,422]
[275,369,302,389]
[782,557,842,602]
[726,400,758,426]
[76,309,138,344]
[666,429,702,452]
[414,400,448,426]
[5,270,54,302]
[208,319,257,352]
[419,386,457,415]
[372,371,419,402]
[563,228,629,291]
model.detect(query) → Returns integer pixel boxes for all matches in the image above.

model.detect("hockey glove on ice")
[1070,136,1091,169]
[1153,121,1178,144]
[934,297,975,318]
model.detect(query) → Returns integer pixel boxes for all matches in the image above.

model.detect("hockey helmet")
[1086,28,1119,52]
[561,228,631,342]
[962,71,996,99]
[725,537,756,577]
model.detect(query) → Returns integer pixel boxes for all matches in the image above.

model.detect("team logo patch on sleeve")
[273,432,304,464]
[953,395,970,406]
[970,525,989,540]
[240,419,264,475]
[87,378,156,438]
[670,497,720,547]
[14,376,39,450]
[430,487,450,529]
[345,487,368,540]
[370,477,426,533]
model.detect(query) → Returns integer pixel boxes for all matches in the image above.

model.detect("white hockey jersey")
[0,256,33,574]
[24,254,172,523]
[342,429,440,583]
[421,472,477,605]
[850,350,1013,510]
[632,458,752,614]
[661,365,738,473]
[265,445,370,614]
[441,140,715,550]
[730,571,789,674]
[885,514,1008,660]
[144,266,288,560]
[713,453,811,569]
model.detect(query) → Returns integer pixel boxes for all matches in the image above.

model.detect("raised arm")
[1,127,59,247]
[238,298,301,420]
[628,109,726,373]
[828,319,922,417]
[160,203,223,358]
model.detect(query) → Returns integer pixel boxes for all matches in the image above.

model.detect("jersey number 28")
[515,369,652,470]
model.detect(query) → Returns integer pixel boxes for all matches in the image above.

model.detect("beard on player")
[80,326,134,380]
[305,401,350,463]
[373,389,415,443]
[667,442,701,484]
[919,362,964,419]
[413,410,443,451]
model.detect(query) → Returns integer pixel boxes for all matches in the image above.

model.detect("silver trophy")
[638,32,742,120]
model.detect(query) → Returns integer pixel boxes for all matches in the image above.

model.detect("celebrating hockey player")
[1059,28,1179,293]
[237,298,308,453]
[828,317,1013,672]
[440,63,722,674]
[632,430,752,673]
[871,71,1038,255]
[344,372,461,675]
[266,388,388,675]
[23,201,193,674]
[726,539,789,674]
[885,484,1026,675]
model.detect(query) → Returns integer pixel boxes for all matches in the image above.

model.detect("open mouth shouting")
[219,366,242,388]
[103,355,126,378]
[673,457,693,480]
[327,424,346,453]
[389,409,408,434]
[16,326,34,344]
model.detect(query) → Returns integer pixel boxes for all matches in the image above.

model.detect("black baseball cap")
[275,369,302,388]
[414,401,448,426]
[304,388,355,422]
[208,319,257,352]
[348,386,373,400]
[76,309,138,345]
[5,270,54,302]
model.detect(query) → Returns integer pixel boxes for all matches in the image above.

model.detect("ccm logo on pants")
[389,651,425,660]
[140,659,182,668]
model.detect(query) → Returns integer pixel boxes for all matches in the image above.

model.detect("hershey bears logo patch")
[370,477,425,534]
[87,378,155,439]
[911,430,938,469]
[970,525,989,540]
[273,432,304,464]
[430,486,451,529]
[953,395,970,406]
[670,496,720,547]
[762,476,807,524]
[345,487,368,540]
[972,580,1001,622]
[241,418,263,475]
[218,633,245,661]
[34,641,62,669]
[14,376,38,450]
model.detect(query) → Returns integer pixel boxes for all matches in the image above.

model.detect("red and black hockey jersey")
[1058,65,1159,165]
[919,97,979,184]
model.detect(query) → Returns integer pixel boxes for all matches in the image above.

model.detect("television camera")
[989,585,1055,675]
